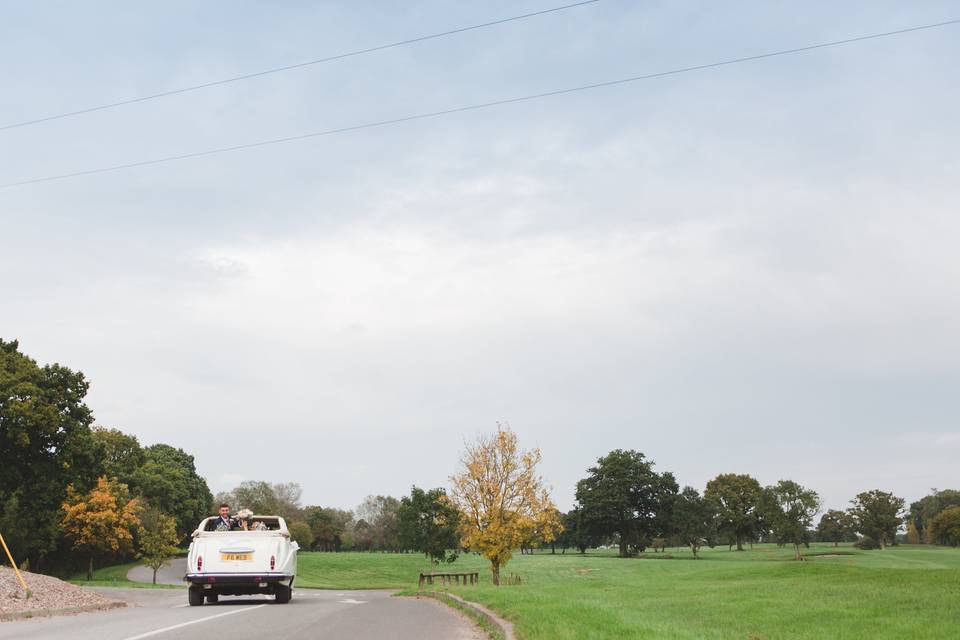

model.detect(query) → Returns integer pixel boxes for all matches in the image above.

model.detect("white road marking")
[339,598,367,604]
[171,603,190,608]
[121,604,267,640]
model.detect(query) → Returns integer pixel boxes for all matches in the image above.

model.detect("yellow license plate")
[221,553,252,561]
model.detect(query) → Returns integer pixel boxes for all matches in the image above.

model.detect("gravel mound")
[1,566,124,620]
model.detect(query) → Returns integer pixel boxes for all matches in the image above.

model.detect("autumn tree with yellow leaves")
[61,476,141,580]
[450,424,561,585]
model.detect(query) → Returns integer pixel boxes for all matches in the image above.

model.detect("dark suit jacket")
[205,515,237,531]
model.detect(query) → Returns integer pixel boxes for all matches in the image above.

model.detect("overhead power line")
[2,18,958,190]
[0,1,600,132]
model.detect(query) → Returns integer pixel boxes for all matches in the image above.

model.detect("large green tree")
[0,339,102,569]
[397,486,460,563]
[91,426,145,486]
[907,489,960,544]
[672,486,717,559]
[929,506,960,547]
[704,473,764,551]
[575,450,678,557]
[816,509,856,545]
[303,506,353,551]
[764,480,820,560]
[131,444,212,539]
[848,490,905,550]
[557,507,597,554]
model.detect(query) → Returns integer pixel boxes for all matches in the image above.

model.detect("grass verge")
[296,544,960,639]
[68,560,183,589]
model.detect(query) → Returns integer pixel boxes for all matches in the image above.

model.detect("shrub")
[854,535,880,550]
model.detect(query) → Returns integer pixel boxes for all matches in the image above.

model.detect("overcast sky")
[2,1,958,514]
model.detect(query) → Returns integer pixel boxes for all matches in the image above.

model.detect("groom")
[207,503,237,531]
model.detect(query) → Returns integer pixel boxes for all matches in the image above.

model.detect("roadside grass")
[69,560,183,589]
[297,544,960,639]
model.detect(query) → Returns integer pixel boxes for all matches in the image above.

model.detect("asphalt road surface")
[126,557,188,586]
[0,587,483,640]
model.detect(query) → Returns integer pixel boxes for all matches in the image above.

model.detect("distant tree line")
[550,450,960,557]
[214,480,461,562]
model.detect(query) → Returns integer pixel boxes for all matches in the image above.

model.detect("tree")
[90,426,145,486]
[929,506,960,547]
[848,490,905,550]
[287,521,315,549]
[561,507,597,554]
[764,481,820,560]
[356,495,402,551]
[816,509,856,546]
[449,424,560,585]
[397,487,461,563]
[61,476,142,580]
[136,507,180,584]
[304,506,353,551]
[907,489,960,543]
[574,449,678,558]
[0,339,102,569]
[131,444,213,539]
[672,487,717,559]
[222,481,304,521]
[704,474,764,551]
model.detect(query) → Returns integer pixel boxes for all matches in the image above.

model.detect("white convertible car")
[185,516,298,605]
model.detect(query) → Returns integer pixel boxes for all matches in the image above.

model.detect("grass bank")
[69,560,182,589]
[297,544,960,639]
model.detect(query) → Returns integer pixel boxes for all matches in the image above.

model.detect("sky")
[1,1,958,514]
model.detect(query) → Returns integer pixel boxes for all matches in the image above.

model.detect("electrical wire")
[2,17,957,190]
[0,1,600,132]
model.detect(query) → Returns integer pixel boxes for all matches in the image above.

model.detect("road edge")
[412,591,515,640]
[0,600,126,623]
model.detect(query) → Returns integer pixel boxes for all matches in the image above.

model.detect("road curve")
[126,557,187,586]
[0,587,483,640]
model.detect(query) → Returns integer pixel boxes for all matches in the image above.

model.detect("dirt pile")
[0,566,124,620]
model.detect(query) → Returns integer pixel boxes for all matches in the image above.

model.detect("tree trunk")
[879,536,886,550]
[834,541,838,547]
[491,560,500,586]
[736,536,744,551]
[152,567,158,584]
[87,555,94,581]
[619,538,628,558]
[794,543,802,561]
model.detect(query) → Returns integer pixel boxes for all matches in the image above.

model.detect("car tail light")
[197,555,203,571]
[270,555,276,570]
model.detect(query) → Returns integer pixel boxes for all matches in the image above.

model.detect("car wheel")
[188,587,205,606]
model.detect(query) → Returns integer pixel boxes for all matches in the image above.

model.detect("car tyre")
[188,587,205,606]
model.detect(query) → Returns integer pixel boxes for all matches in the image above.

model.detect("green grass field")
[296,544,960,639]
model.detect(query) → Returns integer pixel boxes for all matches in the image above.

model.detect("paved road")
[126,557,187,586]
[0,587,483,640]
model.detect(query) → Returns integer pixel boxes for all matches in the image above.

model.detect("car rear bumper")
[184,572,293,585]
